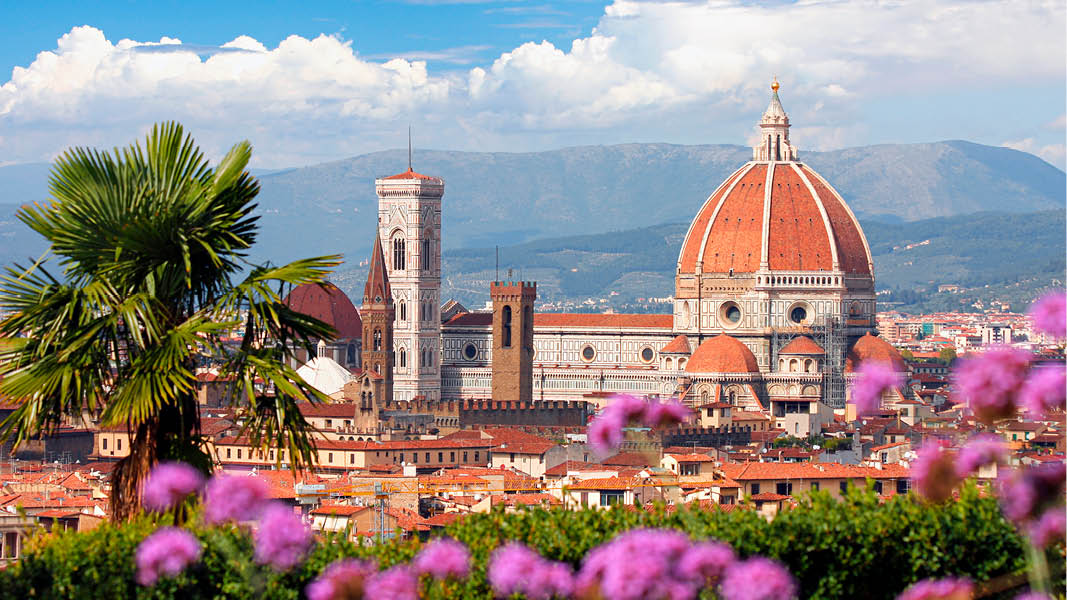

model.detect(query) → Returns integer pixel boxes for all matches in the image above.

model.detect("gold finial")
[771,77,779,92]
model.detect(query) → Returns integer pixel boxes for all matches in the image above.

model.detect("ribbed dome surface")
[678,162,871,276]
[285,283,362,339]
[686,335,760,374]
[845,333,906,373]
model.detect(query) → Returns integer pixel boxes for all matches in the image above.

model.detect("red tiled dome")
[660,334,691,354]
[686,335,760,374]
[779,336,825,355]
[677,163,871,276]
[285,283,362,340]
[845,333,905,373]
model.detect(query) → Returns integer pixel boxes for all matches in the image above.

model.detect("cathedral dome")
[676,82,872,278]
[845,332,906,373]
[285,283,362,339]
[686,334,760,374]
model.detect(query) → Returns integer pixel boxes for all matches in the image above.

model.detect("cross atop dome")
[752,78,798,162]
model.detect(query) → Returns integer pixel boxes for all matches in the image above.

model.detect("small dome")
[660,334,691,354]
[297,356,354,396]
[845,333,906,373]
[779,336,825,355]
[285,283,362,339]
[686,335,760,374]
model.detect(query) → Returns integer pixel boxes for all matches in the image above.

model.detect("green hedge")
[0,484,1047,600]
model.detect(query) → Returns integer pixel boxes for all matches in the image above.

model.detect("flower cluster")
[411,538,471,580]
[254,502,314,571]
[587,394,693,454]
[1028,291,1066,339]
[135,527,202,586]
[306,559,377,600]
[953,434,1007,479]
[142,462,205,512]
[488,542,574,600]
[911,441,960,503]
[203,474,271,524]
[896,577,973,600]
[848,361,902,416]
[136,463,313,587]
[491,529,796,600]
[952,346,1031,424]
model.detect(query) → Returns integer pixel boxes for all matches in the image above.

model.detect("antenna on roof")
[408,125,413,171]
[496,246,500,282]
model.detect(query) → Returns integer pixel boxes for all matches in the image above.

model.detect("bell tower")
[361,233,394,402]
[375,156,444,402]
[490,281,536,403]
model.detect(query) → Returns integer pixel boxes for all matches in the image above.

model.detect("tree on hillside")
[0,123,340,520]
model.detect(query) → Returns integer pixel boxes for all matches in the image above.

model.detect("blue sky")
[2,1,1064,169]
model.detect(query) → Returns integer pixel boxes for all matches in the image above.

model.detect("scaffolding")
[769,314,847,409]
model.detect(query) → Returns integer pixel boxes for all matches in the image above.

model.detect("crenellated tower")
[490,281,536,403]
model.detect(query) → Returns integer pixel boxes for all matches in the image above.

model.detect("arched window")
[399,301,406,321]
[399,349,406,367]
[374,362,380,374]
[729,390,737,404]
[373,329,382,351]
[392,237,405,271]
[422,237,431,271]
[502,306,512,347]
[346,344,356,365]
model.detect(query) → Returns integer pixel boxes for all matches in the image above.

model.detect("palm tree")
[0,123,340,520]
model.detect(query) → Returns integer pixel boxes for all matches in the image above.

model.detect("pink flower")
[896,577,973,600]
[306,558,377,600]
[997,462,1066,523]
[720,557,797,600]
[952,346,1030,424]
[1019,365,1066,418]
[365,566,419,600]
[644,399,694,429]
[1027,507,1066,548]
[412,538,471,580]
[677,540,736,586]
[954,434,1007,479]
[611,394,650,421]
[142,462,205,512]
[911,442,960,503]
[575,528,694,600]
[849,362,902,416]
[135,527,202,586]
[588,409,627,455]
[253,502,313,571]
[1029,291,1066,339]
[488,542,573,600]
[203,474,270,524]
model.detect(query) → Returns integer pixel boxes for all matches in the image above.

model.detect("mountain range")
[0,140,1063,314]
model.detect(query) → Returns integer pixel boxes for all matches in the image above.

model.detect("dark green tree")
[0,123,339,520]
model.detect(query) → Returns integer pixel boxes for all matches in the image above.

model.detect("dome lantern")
[753,79,798,162]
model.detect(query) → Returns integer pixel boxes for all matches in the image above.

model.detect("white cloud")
[1003,138,1067,167]
[1,0,1064,167]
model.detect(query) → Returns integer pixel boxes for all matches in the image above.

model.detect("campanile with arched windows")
[375,164,444,401]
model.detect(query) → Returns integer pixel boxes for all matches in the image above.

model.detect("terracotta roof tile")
[779,336,825,355]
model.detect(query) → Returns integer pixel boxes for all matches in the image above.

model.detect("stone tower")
[375,165,444,401]
[361,233,395,402]
[490,281,536,403]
